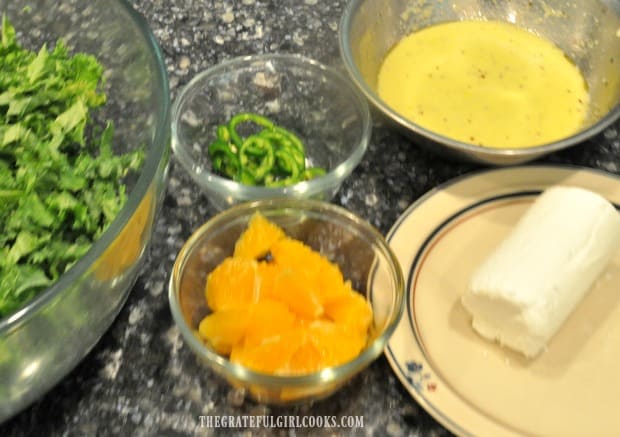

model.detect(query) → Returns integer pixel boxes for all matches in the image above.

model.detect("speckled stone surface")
[2,0,620,436]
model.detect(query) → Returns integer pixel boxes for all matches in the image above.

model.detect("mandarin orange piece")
[271,269,323,319]
[243,299,297,347]
[205,257,258,311]
[324,285,373,335]
[271,238,322,272]
[198,307,251,355]
[315,261,348,304]
[288,336,323,374]
[233,212,286,260]
[271,237,349,304]
[230,328,307,374]
[307,320,368,367]
[256,261,278,297]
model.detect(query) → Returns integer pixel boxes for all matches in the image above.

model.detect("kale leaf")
[0,15,145,317]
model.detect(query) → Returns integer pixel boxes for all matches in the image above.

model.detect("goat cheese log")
[461,186,620,358]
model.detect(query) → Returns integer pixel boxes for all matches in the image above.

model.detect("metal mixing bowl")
[339,0,620,165]
[0,0,170,421]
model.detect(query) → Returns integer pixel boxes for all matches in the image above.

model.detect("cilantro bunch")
[0,16,144,317]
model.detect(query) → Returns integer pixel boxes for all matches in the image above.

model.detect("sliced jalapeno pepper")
[272,126,305,155]
[238,168,257,185]
[207,112,326,187]
[258,130,305,171]
[208,140,240,179]
[228,113,274,148]
[239,136,275,183]
[301,167,326,180]
[274,148,301,179]
[216,125,231,144]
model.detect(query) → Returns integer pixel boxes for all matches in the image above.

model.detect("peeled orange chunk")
[198,307,251,355]
[233,212,286,260]
[231,327,308,375]
[271,238,322,273]
[205,257,258,311]
[198,212,374,375]
[306,320,368,367]
[270,269,324,320]
[324,282,373,334]
[315,261,348,305]
[242,299,297,347]
[288,335,323,375]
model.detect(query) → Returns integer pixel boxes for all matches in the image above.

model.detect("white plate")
[385,165,620,437]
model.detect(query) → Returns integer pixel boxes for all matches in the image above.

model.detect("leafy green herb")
[0,16,144,317]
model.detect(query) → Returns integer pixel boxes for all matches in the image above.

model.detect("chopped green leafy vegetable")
[0,16,144,317]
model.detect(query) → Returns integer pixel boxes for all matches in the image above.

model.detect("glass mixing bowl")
[0,0,170,421]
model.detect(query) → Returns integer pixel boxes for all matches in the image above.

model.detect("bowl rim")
[0,0,171,331]
[338,0,620,157]
[170,53,372,198]
[168,198,405,388]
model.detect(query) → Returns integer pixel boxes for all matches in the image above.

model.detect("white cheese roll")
[461,186,620,358]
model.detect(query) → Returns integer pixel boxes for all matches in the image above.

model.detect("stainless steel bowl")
[339,0,620,165]
[0,0,170,421]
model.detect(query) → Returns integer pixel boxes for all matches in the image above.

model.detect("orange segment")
[205,257,258,311]
[324,285,373,335]
[288,336,322,374]
[256,261,278,297]
[316,261,348,304]
[270,269,323,319]
[271,238,321,271]
[271,237,348,305]
[243,299,297,347]
[233,212,286,260]
[198,307,251,355]
[230,328,307,374]
[307,320,368,367]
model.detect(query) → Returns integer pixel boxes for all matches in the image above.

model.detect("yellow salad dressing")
[377,21,589,148]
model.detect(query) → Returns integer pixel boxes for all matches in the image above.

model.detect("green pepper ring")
[207,112,326,187]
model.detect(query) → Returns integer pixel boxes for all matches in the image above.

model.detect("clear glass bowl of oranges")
[168,198,404,404]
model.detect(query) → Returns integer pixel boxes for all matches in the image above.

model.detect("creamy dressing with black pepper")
[377,20,589,148]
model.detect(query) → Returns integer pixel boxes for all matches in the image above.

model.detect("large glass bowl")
[0,0,170,421]
[169,199,404,404]
[339,0,620,165]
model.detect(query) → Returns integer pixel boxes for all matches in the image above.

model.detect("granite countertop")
[3,0,620,435]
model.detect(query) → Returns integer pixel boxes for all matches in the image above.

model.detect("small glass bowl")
[168,198,404,404]
[171,54,372,211]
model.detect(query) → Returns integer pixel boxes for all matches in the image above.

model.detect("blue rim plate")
[384,165,620,437]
